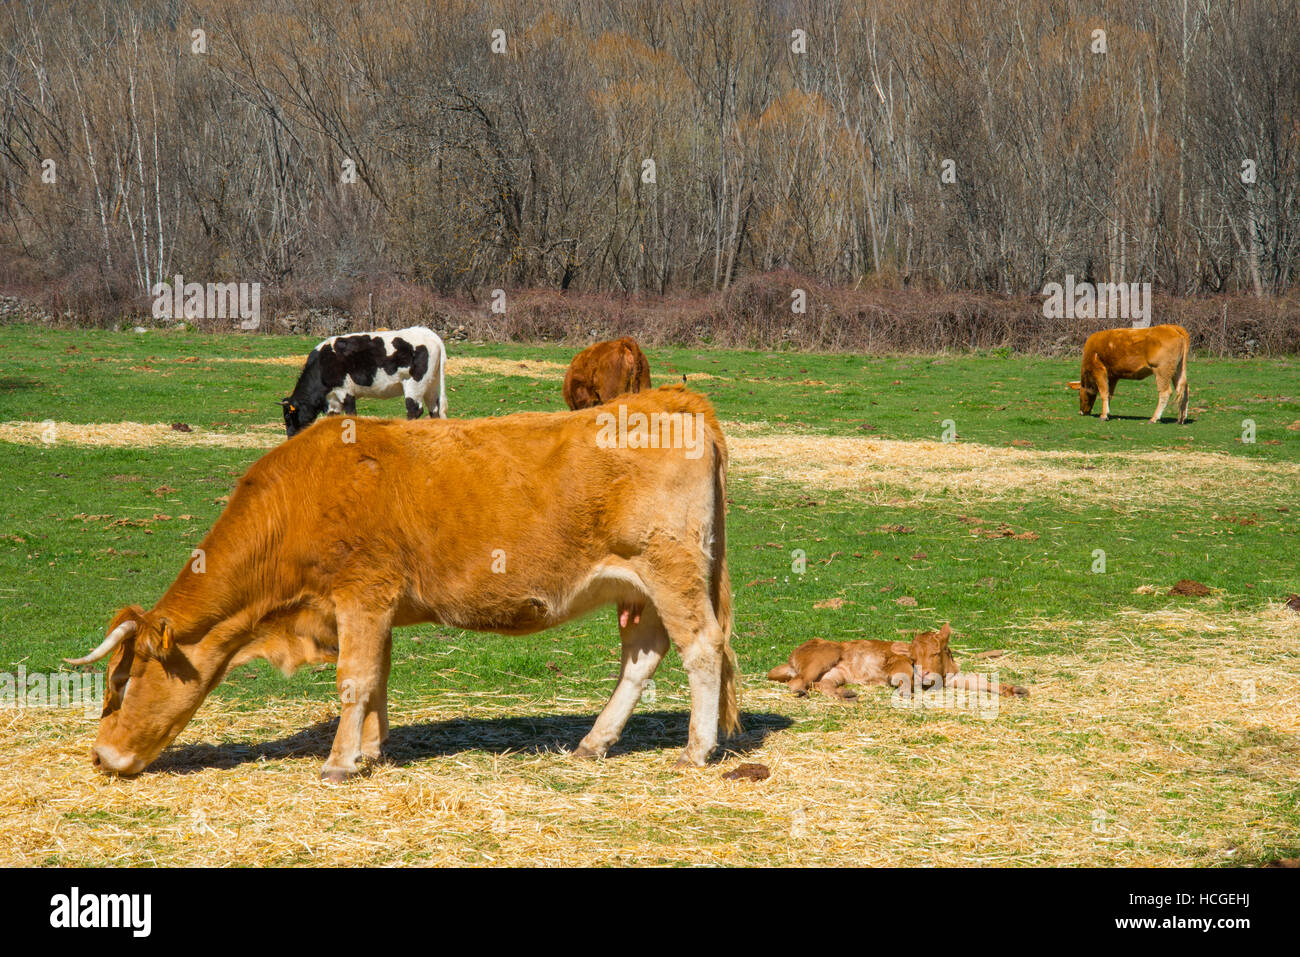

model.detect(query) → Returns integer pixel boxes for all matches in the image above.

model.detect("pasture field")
[1,325,1298,866]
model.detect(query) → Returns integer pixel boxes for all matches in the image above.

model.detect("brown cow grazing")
[67,386,738,781]
[767,624,1027,700]
[1068,324,1190,423]
[563,336,653,410]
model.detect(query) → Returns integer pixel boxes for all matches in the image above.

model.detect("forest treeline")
[1,0,1298,324]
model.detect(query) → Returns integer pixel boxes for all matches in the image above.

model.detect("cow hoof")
[673,753,706,770]
[320,766,355,784]
[571,743,603,760]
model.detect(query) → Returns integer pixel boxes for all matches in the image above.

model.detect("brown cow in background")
[1068,324,1190,423]
[563,337,653,410]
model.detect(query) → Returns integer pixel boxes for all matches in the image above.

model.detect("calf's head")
[909,623,957,687]
[68,606,220,776]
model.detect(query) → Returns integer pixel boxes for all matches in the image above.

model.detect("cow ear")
[937,623,952,645]
[1067,381,1082,390]
[889,641,912,654]
[136,615,174,659]
[157,618,175,653]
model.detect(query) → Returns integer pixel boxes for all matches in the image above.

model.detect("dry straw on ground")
[0,421,281,449]
[206,353,721,382]
[215,354,568,378]
[731,434,1300,504]
[2,603,1295,866]
[7,419,1298,507]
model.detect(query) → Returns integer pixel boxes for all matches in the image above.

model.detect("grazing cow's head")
[279,396,319,438]
[69,606,219,776]
[910,623,957,687]
[1067,380,1096,415]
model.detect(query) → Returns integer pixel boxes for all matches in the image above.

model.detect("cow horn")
[278,398,292,407]
[64,620,137,666]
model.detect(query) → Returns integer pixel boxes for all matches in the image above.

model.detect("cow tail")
[1177,330,1190,420]
[710,426,741,737]
[438,341,449,418]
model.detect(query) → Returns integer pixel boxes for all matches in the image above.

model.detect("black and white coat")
[280,327,448,437]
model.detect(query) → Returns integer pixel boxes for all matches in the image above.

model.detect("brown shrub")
[3,270,1297,356]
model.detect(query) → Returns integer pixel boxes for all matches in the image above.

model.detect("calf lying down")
[767,624,1027,700]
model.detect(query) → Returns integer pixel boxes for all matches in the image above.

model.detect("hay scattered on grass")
[3,604,1296,866]
[215,354,572,378]
[8,421,1298,508]
[221,353,717,384]
[728,433,1300,503]
[0,421,280,449]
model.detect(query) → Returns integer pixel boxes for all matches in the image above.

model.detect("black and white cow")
[280,327,448,437]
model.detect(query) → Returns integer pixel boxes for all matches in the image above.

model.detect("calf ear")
[889,641,912,654]
[937,623,952,645]
[1067,381,1082,390]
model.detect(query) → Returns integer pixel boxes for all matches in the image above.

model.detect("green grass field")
[1,324,1298,866]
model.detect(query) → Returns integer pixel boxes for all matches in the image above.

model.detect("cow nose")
[92,744,139,775]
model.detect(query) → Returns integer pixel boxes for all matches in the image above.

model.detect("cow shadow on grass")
[1085,413,1197,424]
[151,709,793,776]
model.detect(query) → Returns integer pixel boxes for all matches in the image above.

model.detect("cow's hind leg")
[323,604,394,783]
[652,592,729,768]
[574,605,669,759]
[1150,368,1173,423]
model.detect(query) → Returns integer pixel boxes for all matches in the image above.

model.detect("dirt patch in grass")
[3,603,1295,866]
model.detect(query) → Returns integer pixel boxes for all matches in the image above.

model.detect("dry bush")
[4,271,1297,356]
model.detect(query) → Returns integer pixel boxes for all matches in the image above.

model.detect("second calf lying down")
[767,623,1028,700]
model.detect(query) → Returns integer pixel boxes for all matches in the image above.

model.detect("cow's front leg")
[323,607,393,783]
[402,380,425,420]
[341,394,357,416]
[574,605,668,759]
[361,631,392,760]
[813,666,856,701]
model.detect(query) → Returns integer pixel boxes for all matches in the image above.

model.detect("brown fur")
[1067,324,1190,423]
[562,337,653,410]
[767,624,1027,699]
[81,386,738,779]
